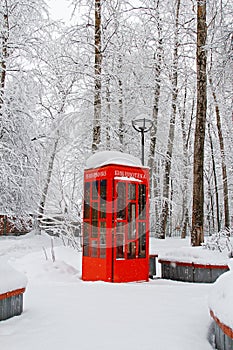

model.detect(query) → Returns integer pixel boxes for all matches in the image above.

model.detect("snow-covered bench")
[0,262,27,321]
[158,246,229,283]
[209,261,233,349]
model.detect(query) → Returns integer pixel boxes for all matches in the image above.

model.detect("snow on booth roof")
[86,151,142,169]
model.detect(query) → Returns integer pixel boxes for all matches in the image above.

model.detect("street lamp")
[132,117,153,166]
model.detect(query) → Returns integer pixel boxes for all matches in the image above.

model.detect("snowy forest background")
[0,0,232,241]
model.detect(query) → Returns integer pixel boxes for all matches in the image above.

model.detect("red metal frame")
[82,163,150,283]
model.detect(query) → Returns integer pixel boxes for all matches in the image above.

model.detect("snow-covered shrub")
[203,229,233,257]
[39,214,82,251]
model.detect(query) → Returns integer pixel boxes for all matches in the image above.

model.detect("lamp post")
[132,117,153,166]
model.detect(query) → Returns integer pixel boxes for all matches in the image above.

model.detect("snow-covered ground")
[0,233,217,349]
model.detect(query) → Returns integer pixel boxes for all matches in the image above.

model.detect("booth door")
[113,180,148,282]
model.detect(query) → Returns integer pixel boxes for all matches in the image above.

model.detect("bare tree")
[147,1,163,235]
[33,34,81,233]
[147,0,163,173]
[92,0,102,152]
[0,8,8,114]
[0,0,50,221]
[180,86,194,239]
[208,73,230,231]
[191,0,207,246]
[38,133,60,231]
[207,122,220,232]
[160,0,180,238]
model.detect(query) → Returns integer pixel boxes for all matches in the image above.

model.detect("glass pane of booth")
[117,182,126,220]
[116,222,125,259]
[100,180,107,199]
[83,222,90,256]
[100,180,107,219]
[138,222,146,258]
[100,222,106,258]
[128,203,136,239]
[92,180,99,200]
[139,184,146,219]
[128,183,136,200]
[91,240,98,257]
[100,222,106,244]
[92,202,98,220]
[91,224,98,238]
[127,241,136,259]
[83,244,89,257]
[100,247,106,258]
[91,202,98,238]
[84,203,90,219]
[84,182,91,219]
[100,200,106,219]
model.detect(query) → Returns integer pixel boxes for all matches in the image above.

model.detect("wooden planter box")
[0,288,26,321]
[159,259,229,283]
[210,310,233,350]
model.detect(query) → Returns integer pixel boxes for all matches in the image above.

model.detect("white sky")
[47,0,73,23]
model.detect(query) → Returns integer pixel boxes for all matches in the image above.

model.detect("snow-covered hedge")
[0,261,27,295]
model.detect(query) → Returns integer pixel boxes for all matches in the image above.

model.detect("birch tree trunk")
[160,0,180,239]
[92,0,102,152]
[191,0,207,246]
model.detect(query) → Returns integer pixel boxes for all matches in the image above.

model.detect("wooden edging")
[210,309,233,339]
[0,288,26,301]
[158,259,229,270]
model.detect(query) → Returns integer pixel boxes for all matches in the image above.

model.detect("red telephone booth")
[82,151,150,283]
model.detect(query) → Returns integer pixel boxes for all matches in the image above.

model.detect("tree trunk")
[147,0,163,237]
[147,0,162,174]
[118,57,124,150]
[92,0,102,152]
[160,0,180,239]
[181,209,189,239]
[209,76,230,231]
[105,78,111,150]
[0,11,9,115]
[191,0,207,246]
[38,134,60,233]
[180,85,192,239]
[207,122,221,232]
